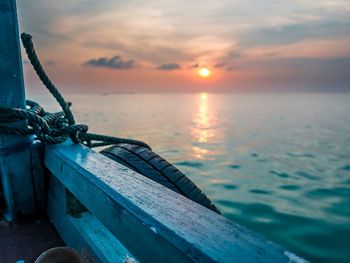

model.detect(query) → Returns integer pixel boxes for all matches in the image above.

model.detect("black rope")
[21,33,75,125]
[0,33,151,150]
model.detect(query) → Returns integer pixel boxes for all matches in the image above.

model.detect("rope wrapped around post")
[0,33,151,149]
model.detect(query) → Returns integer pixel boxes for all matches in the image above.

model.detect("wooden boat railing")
[0,1,305,262]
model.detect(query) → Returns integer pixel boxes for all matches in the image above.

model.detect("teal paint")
[45,142,303,262]
[47,175,136,263]
[29,140,46,212]
[0,0,36,219]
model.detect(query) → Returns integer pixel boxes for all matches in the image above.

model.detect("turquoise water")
[34,93,350,262]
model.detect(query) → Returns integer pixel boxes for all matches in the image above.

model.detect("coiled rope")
[0,33,151,149]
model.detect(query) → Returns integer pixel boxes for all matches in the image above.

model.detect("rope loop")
[0,33,151,150]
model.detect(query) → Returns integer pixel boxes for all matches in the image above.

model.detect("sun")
[198,68,211,78]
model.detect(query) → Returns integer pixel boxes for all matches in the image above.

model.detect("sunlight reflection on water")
[191,93,216,159]
[192,93,213,143]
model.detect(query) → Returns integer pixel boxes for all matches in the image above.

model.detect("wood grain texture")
[0,0,36,219]
[47,175,137,263]
[45,142,303,263]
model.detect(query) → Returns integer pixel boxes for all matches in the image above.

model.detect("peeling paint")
[284,251,309,263]
[150,226,157,234]
[123,255,137,263]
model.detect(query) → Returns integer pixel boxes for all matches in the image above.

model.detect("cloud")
[242,56,350,70]
[157,63,181,70]
[46,60,55,66]
[228,52,242,59]
[225,66,237,71]
[17,0,350,91]
[230,56,350,90]
[214,62,225,68]
[240,21,350,46]
[84,56,135,69]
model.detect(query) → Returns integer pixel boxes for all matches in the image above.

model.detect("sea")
[33,92,350,263]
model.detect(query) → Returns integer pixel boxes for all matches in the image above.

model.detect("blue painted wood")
[30,139,46,212]
[0,0,36,219]
[45,142,305,263]
[47,175,137,263]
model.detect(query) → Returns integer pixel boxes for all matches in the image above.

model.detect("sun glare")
[198,68,211,78]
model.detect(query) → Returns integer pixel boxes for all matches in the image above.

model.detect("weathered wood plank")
[0,0,36,219]
[47,175,137,263]
[48,198,135,263]
[45,142,303,263]
[30,140,46,212]
[71,213,137,263]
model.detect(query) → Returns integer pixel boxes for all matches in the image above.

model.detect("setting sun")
[198,68,211,78]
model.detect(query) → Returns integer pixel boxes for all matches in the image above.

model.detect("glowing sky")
[17,0,350,92]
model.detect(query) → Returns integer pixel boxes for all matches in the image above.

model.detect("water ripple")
[228,164,241,169]
[340,165,350,171]
[249,189,272,195]
[174,161,203,168]
[296,171,319,181]
[279,185,301,191]
[270,170,290,178]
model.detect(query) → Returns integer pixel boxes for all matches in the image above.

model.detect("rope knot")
[0,33,151,150]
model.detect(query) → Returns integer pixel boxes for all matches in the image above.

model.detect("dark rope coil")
[0,33,151,150]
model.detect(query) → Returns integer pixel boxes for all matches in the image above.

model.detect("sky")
[17,0,350,93]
